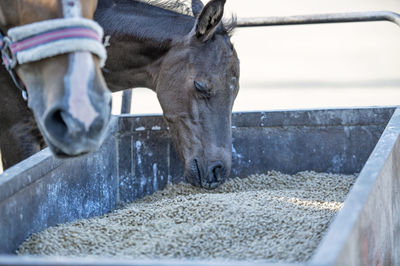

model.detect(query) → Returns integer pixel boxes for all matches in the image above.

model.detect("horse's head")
[0,0,111,156]
[155,0,239,189]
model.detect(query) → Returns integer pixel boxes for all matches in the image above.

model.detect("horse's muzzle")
[186,159,227,189]
[42,103,110,157]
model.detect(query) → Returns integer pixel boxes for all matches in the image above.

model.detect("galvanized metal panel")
[310,108,400,265]
[0,132,118,254]
[0,107,396,265]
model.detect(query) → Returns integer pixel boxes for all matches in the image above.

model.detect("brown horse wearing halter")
[1,0,240,191]
[0,0,111,158]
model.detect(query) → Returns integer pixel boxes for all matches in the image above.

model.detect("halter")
[0,0,107,101]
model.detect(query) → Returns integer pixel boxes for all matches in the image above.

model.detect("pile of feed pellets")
[17,171,357,263]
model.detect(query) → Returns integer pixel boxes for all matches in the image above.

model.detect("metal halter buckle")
[1,36,17,70]
[1,36,28,100]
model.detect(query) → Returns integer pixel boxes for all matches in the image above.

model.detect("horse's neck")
[94,0,195,92]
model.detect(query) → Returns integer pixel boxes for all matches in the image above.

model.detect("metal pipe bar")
[121,89,132,114]
[120,11,400,113]
[236,11,400,28]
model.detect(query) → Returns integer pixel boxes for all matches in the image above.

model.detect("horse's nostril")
[188,160,227,189]
[184,159,202,187]
[192,159,201,179]
[44,108,83,140]
[44,109,68,138]
[89,116,106,133]
[208,161,226,183]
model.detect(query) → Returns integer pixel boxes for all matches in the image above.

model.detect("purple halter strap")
[0,24,104,100]
[0,33,27,99]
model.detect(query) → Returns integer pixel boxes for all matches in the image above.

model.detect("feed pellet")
[17,171,356,262]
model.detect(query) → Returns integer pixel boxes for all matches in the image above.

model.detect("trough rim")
[0,106,397,266]
[309,107,400,265]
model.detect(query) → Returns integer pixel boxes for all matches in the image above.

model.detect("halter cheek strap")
[0,17,107,101]
[0,34,27,100]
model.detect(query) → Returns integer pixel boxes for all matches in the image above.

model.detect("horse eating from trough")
[95,0,240,189]
[0,0,112,160]
[1,0,240,190]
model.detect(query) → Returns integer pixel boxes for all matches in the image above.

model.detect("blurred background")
[112,0,400,114]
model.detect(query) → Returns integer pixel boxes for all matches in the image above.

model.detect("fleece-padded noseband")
[0,0,107,100]
[1,18,106,68]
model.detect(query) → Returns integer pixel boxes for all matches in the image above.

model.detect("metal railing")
[236,11,400,28]
[121,11,400,114]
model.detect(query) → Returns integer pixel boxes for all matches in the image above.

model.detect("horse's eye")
[194,80,210,97]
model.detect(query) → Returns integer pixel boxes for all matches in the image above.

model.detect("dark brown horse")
[95,0,240,189]
[1,0,240,190]
[0,66,45,169]
[0,0,111,158]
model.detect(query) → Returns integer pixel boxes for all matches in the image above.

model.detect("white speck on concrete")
[135,127,146,131]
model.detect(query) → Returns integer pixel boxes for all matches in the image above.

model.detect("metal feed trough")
[1,11,400,266]
[1,107,400,265]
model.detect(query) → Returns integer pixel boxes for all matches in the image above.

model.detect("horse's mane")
[140,0,236,36]
[104,0,236,36]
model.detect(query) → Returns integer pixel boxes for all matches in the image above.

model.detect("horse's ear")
[191,0,204,17]
[194,0,226,42]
